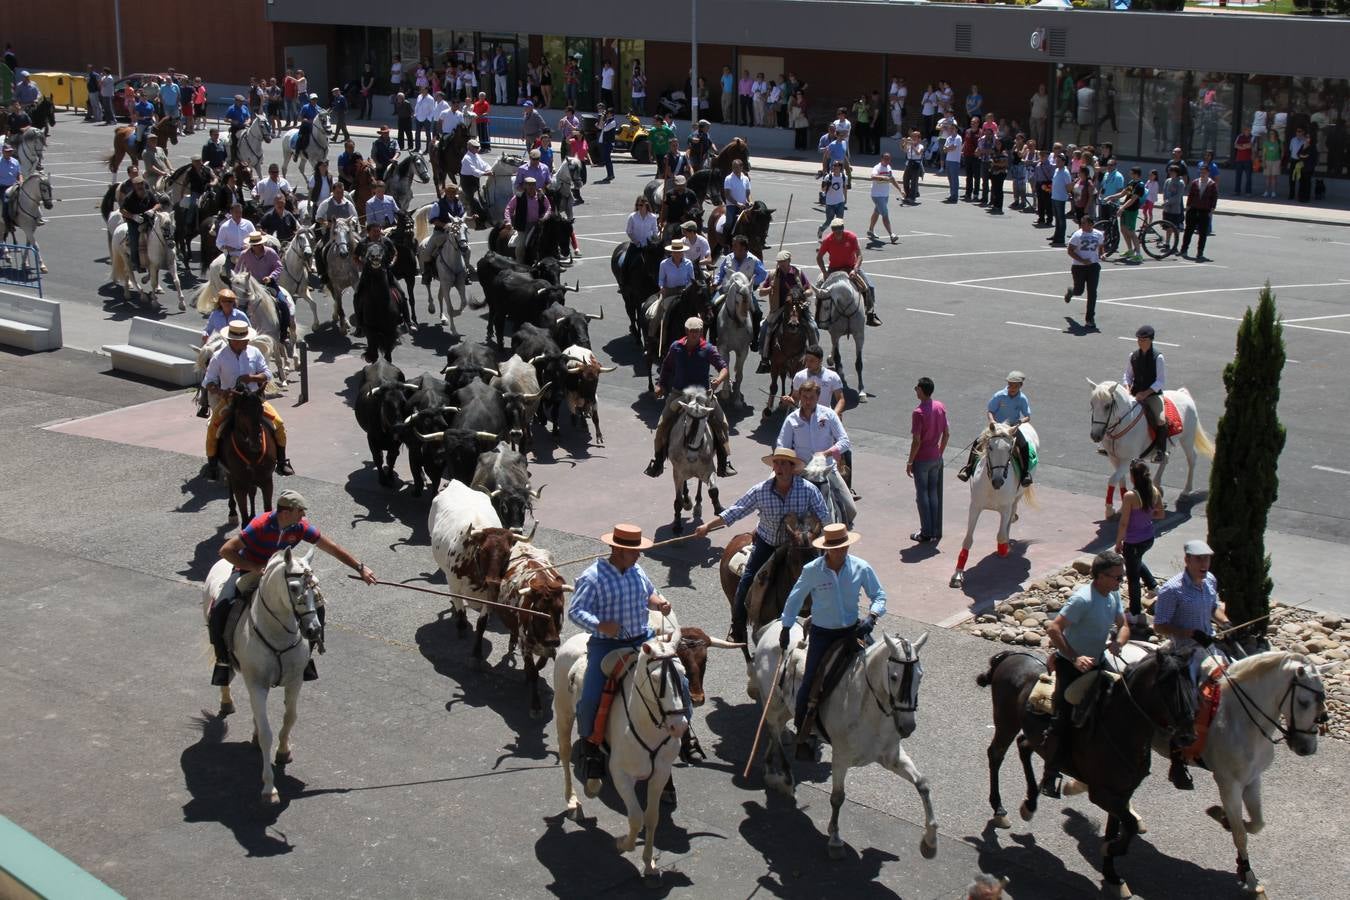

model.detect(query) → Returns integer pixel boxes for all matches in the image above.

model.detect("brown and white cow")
[489,542,570,717]
[429,479,525,637]
[561,344,617,445]
[648,609,743,763]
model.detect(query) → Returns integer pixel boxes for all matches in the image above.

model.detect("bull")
[560,345,616,445]
[486,540,569,717]
[471,441,541,530]
[430,480,529,639]
[511,323,569,438]
[475,250,562,294]
[490,355,550,454]
[411,381,506,495]
[353,360,421,487]
[399,374,459,496]
[541,300,602,351]
[471,269,577,348]
[443,341,500,392]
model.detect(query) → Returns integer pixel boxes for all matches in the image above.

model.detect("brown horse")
[719,512,821,653]
[352,160,376,220]
[711,137,751,174]
[218,388,277,525]
[430,124,472,189]
[705,199,774,261]
[106,118,179,175]
[761,292,810,419]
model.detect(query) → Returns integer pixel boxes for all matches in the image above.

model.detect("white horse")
[193,265,292,385]
[110,208,182,307]
[202,547,323,805]
[272,229,317,330]
[1,169,52,273]
[482,153,524,226]
[1088,379,1215,519]
[323,217,361,334]
[554,630,690,881]
[11,128,48,176]
[816,271,867,396]
[749,623,939,861]
[715,271,753,409]
[418,215,472,331]
[668,387,724,535]
[383,151,432,212]
[233,117,273,182]
[281,111,330,181]
[950,422,1040,589]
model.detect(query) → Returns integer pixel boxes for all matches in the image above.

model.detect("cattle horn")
[518,586,533,597]
[400,382,420,390]
[529,484,545,501]
[442,364,459,374]
[368,385,384,397]
[705,636,747,650]
[535,286,549,296]
[475,431,500,445]
[479,367,500,378]
[560,583,574,592]
[528,354,548,366]
[439,405,460,415]
[584,307,603,321]
[490,488,504,498]
[597,364,617,373]
[567,282,581,293]
[565,361,584,373]
[416,431,445,442]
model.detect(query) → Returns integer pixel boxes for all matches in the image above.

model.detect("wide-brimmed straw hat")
[812,522,861,550]
[246,232,266,246]
[601,523,654,551]
[665,239,686,252]
[226,321,257,341]
[761,447,806,472]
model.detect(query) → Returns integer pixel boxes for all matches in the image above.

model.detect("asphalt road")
[2,112,1348,898]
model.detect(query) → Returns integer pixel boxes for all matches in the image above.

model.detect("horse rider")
[777,378,857,527]
[459,137,492,225]
[223,94,251,164]
[621,193,659,288]
[213,171,245,225]
[686,119,717,172]
[817,218,883,327]
[371,125,399,181]
[645,316,736,481]
[695,447,830,645]
[1152,539,1231,791]
[183,155,216,221]
[208,489,376,686]
[0,145,20,229]
[365,180,398,230]
[721,158,752,249]
[713,233,768,347]
[13,71,40,112]
[336,139,362,190]
[201,127,228,172]
[140,135,171,191]
[661,141,691,191]
[567,522,674,781]
[355,219,399,274]
[258,194,300,244]
[1039,549,1131,798]
[311,179,357,288]
[503,177,551,263]
[202,320,294,482]
[659,175,699,234]
[757,249,819,374]
[119,176,160,276]
[296,93,321,155]
[239,232,293,330]
[779,522,887,757]
[254,163,293,210]
[132,90,159,153]
[514,147,552,191]
[958,371,1034,486]
[201,288,250,346]
[216,201,256,278]
[1124,324,1169,463]
[7,99,33,136]
[657,239,696,301]
[679,220,713,274]
[787,345,858,500]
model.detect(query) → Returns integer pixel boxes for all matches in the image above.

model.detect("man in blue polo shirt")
[159,77,182,135]
[223,94,251,164]
[645,316,735,479]
[296,92,320,153]
[958,370,1034,485]
[132,90,158,149]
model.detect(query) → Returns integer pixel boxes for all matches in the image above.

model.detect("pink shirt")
[911,399,948,462]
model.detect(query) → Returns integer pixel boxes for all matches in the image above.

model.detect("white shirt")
[390,62,403,85]
[1068,227,1104,266]
[1251,110,1268,136]
[944,134,963,163]
[869,163,895,199]
[767,85,782,104]
[217,217,255,255]
[921,92,937,116]
[1124,353,1166,393]
[793,366,845,408]
[822,173,847,205]
[254,176,292,207]
[831,116,852,136]
[1077,87,1095,120]
[439,105,462,132]
[315,196,357,221]
[626,211,659,246]
[776,404,850,471]
[723,172,751,205]
[202,343,270,392]
[683,233,710,264]
[752,79,768,99]
[601,65,616,90]
[414,93,437,122]
[461,151,492,177]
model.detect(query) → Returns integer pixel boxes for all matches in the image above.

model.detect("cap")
[776,250,792,262]
[217,288,237,303]
[684,316,705,331]
[529,148,541,159]
[190,154,201,162]
[1183,539,1214,556]
[698,119,710,126]
[523,100,535,108]
[829,218,846,230]
[1135,325,1156,339]
[277,489,309,511]
[18,71,30,78]
[309,92,318,99]
[1006,371,1026,384]
[468,138,480,147]
[523,176,537,185]
[681,220,698,231]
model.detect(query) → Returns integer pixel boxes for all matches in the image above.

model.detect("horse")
[686,168,721,205]
[815,271,867,396]
[749,626,939,861]
[715,271,754,410]
[353,240,402,363]
[547,157,580,225]
[667,387,724,535]
[707,199,774,260]
[273,229,317,330]
[950,423,1040,589]
[609,241,663,338]
[217,385,278,524]
[1,168,52,273]
[420,215,472,331]
[710,137,751,175]
[554,631,690,882]
[322,217,361,334]
[639,280,715,393]
[280,111,330,180]
[429,124,471,189]
[386,215,422,331]
[26,96,58,137]
[761,292,810,419]
[202,546,323,804]
[9,126,47,176]
[106,117,178,176]
[480,154,524,228]
[110,208,182,307]
[351,159,375,221]
[384,150,432,212]
[719,513,823,644]
[977,647,1198,898]
[1088,379,1215,519]
[170,183,220,274]
[231,117,273,182]
[803,452,853,528]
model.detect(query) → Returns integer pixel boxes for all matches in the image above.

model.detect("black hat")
[1135,325,1155,339]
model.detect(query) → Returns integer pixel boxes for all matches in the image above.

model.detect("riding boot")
[303,658,318,681]
[1018,439,1034,486]
[1168,749,1194,790]
[644,447,666,478]
[715,443,736,478]
[275,444,295,476]
[864,286,882,327]
[1039,711,1070,798]
[755,324,773,374]
[728,601,749,647]
[206,454,220,481]
[956,446,978,482]
[583,741,607,781]
[208,599,234,685]
[749,306,763,353]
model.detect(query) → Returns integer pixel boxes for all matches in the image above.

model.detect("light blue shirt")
[203,307,251,337]
[365,194,399,227]
[201,343,270,393]
[1051,167,1073,202]
[658,256,695,290]
[987,388,1031,424]
[714,252,767,289]
[776,405,850,471]
[1100,169,1125,197]
[826,139,848,163]
[0,157,20,187]
[160,82,181,109]
[781,554,886,630]
[1057,584,1123,662]
[567,558,656,640]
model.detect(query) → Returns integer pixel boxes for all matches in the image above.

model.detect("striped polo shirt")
[239,511,321,567]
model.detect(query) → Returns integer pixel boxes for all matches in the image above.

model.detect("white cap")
[1184,540,1214,556]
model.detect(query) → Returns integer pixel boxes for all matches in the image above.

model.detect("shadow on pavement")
[738,796,902,898]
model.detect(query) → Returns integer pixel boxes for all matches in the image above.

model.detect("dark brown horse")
[761,291,809,419]
[719,512,822,654]
[430,124,472,189]
[105,118,179,175]
[218,387,276,525]
[705,199,774,260]
[639,280,714,393]
[976,648,1197,898]
[352,160,376,221]
[711,137,750,174]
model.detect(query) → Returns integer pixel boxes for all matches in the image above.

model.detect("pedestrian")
[1114,459,1163,633]
[1180,166,1218,262]
[942,124,963,203]
[360,63,376,119]
[1142,169,1160,225]
[867,152,902,242]
[819,160,848,239]
[902,130,925,204]
[1070,165,1097,224]
[906,376,948,544]
[1063,211,1104,330]
[962,120,980,201]
[282,69,299,127]
[99,67,116,125]
[1261,128,1282,198]
[1233,125,1254,196]
[472,92,491,151]
[393,92,414,151]
[1161,164,1187,234]
[987,138,1008,214]
[1049,153,1071,245]
[1010,136,1028,211]
[1104,166,1147,263]
[598,58,616,110]
[330,87,351,142]
[596,106,617,183]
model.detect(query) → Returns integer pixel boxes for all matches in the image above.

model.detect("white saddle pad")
[727,545,751,579]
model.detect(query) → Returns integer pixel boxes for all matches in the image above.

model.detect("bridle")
[1220,664,1329,745]
[239,119,268,162]
[13,172,50,223]
[619,647,691,777]
[1091,383,1144,442]
[983,432,1016,485]
[283,231,312,283]
[863,639,924,735]
[249,565,321,688]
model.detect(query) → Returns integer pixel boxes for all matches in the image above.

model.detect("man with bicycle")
[1103,166,1148,264]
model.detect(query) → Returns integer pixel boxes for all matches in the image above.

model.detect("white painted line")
[1329,242,1350,247]
[867,248,1060,265]
[48,174,112,186]
[578,236,621,245]
[1118,336,1180,348]
[1312,465,1350,476]
[905,307,955,317]
[902,231,953,238]
[871,271,1061,300]
[955,270,1070,284]
[1282,313,1350,323]
[41,212,104,219]
[1231,232,1270,238]
[1005,320,1061,331]
[1106,281,1350,305]
[570,212,631,219]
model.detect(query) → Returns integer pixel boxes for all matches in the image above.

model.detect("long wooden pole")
[350,575,553,618]
[778,194,793,252]
[1215,599,1314,639]
[744,649,790,779]
[542,522,726,571]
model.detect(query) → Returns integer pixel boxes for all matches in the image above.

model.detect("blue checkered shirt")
[720,476,829,545]
[1154,571,1219,636]
[568,558,656,640]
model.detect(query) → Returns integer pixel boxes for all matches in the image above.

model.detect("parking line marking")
[1005,321,1061,331]
[1283,313,1350,323]
[905,307,955,317]
[41,212,104,219]
[1117,336,1180,347]
[1312,465,1350,476]
[867,248,1061,265]
[870,271,1061,300]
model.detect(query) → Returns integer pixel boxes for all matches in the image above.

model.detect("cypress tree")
[1207,283,1286,633]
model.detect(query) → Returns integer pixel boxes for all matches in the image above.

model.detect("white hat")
[684,316,704,331]
[829,218,846,229]
[776,250,792,262]
[468,138,481,148]
[1184,540,1214,556]
[226,321,257,341]
[1006,371,1026,384]
[812,522,862,550]
[529,148,541,159]
[674,175,687,185]
[523,100,535,108]
[665,239,686,252]
[523,176,537,185]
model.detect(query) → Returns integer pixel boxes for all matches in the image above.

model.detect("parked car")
[111,73,177,121]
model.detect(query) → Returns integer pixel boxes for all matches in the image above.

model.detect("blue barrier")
[0,243,44,297]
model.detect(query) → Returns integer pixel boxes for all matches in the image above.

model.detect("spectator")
[99,67,116,125]
[789,90,810,150]
[389,55,404,95]
[1115,459,1163,632]
[630,61,647,116]
[598,59,616,110]
[283,69,298,127]
[472,92,491,151]
[1233,126,1254,196]
[942,123,963,203]
[720,66,736,124]
[494,47,511,105]
[1029,84,1049,147]
[965,84,983,122]
[1180,166,1219,262]
[906,377,949,545]
[1261,129,1282,198]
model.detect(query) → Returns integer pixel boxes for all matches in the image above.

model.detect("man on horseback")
[336,139,361,189]
[502,177,551,263]
[202,321,294,481]
[1124,325,1169,463]
[365,180,399,228]
[216,202,255,278]
[816,219,882,327]
[686,120,717,172]
[311,180,357,290]
[568,523,673,781]
[119,177,159,277]
[371,126,399,181]
[0,146,19,231]
[183,155,216,223]
[258,194,299,243]
[208,489,376,686]
[420,184,467,284]
[679,221,712,273]
[1152,539,1230,791]
[697,448,829,644]
[1039,550,1131,798]
[459,137,492,225]
[645,317,736,480]
[223,95,251,166]
[778,522,886,756]
[201,128,228,172]
[958,371,1034,486]
[254,164,293,210]
[659,175,698,235]
[295,93,320,155]
[131,90,158,154]
[239,232,293,337]
[721,159,752,250]
[757,249,818,374]
[777,379,856,527]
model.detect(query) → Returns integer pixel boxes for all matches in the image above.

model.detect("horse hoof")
[827,842,846,861]
[178,299,187,311]
[228,512,239,525]
[261,789,280,806]
[991,814,1011,830]
[583,778,602,799]
[566,803,583,822]
[920,835,938,859]
[671,521,684,535]
[949,573,964,589]
[1019,800,1035,822]
[219,700,235,716]
[1102,880,1131,899]
[275,750,292,766]
[440,315,448,326]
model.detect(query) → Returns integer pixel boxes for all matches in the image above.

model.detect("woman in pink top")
[906,376,949,543]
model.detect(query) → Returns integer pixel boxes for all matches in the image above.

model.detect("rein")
[618,652,690,780]
[14,178,46,223]
[248,573,312,688]
[230,406,269,466]
[862,645,922,735]
[1219,665,1328,745]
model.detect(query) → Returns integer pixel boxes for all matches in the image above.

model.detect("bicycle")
[1094,200,1179,261]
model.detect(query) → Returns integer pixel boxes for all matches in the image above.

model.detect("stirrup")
[956,466,971,482]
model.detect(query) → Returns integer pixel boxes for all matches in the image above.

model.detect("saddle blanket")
[1180,664,1226,763]
[590,650,638,743]
[1159,397,1183,439]
[1027,668,1120,717]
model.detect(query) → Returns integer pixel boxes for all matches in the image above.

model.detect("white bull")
[429,479,528,638]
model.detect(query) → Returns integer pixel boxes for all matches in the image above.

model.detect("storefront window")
[1243,75,1349,176]
[616,39,646,116]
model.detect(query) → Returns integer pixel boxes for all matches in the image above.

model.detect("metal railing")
[0,243,44,298]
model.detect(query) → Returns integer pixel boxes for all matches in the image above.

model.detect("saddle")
[797,628,864,745]
[1149,397,1184,442]
[588,649,640,744]
[742,546,806,628]
[222,589,255,663]
[1027,667,1120,729]
[1180,663,1226,765]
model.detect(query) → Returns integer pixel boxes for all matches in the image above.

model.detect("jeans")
[912,457,943,539]
[600,139,615,180]
[963,156,977,199]
[495,74,509,105]
[414,120,433,151]
[739,95,753,126]
[1234,160,1252,195]
[979,159,991,202]
[632,95,646,116]
[903,160,922,201]
[284,98,298,124]
[577,632,649,741]
[101,95,115,124]
[1051,199,1067,243]
[795,623,857,729]
[566,84,578,107]
[821,201,846,234]
[1122,538,1157,616]
[733,534,777,624]
[1069,262,1101,323]
[476,118,491,151]
[945,160,960,200]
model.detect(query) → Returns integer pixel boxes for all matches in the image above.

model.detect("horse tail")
[1020,484,1039,510]
[1193,420,1216,460]
[414,205,431,244]
[111,239,127,283]
[103,150,119,173]
[976,651,1016,688]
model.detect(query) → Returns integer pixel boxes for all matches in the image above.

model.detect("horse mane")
[1227,650,1305,683]
[1093,380,1123,403]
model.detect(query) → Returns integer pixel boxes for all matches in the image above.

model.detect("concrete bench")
[0,291,62,352]
[102,317,201,387]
